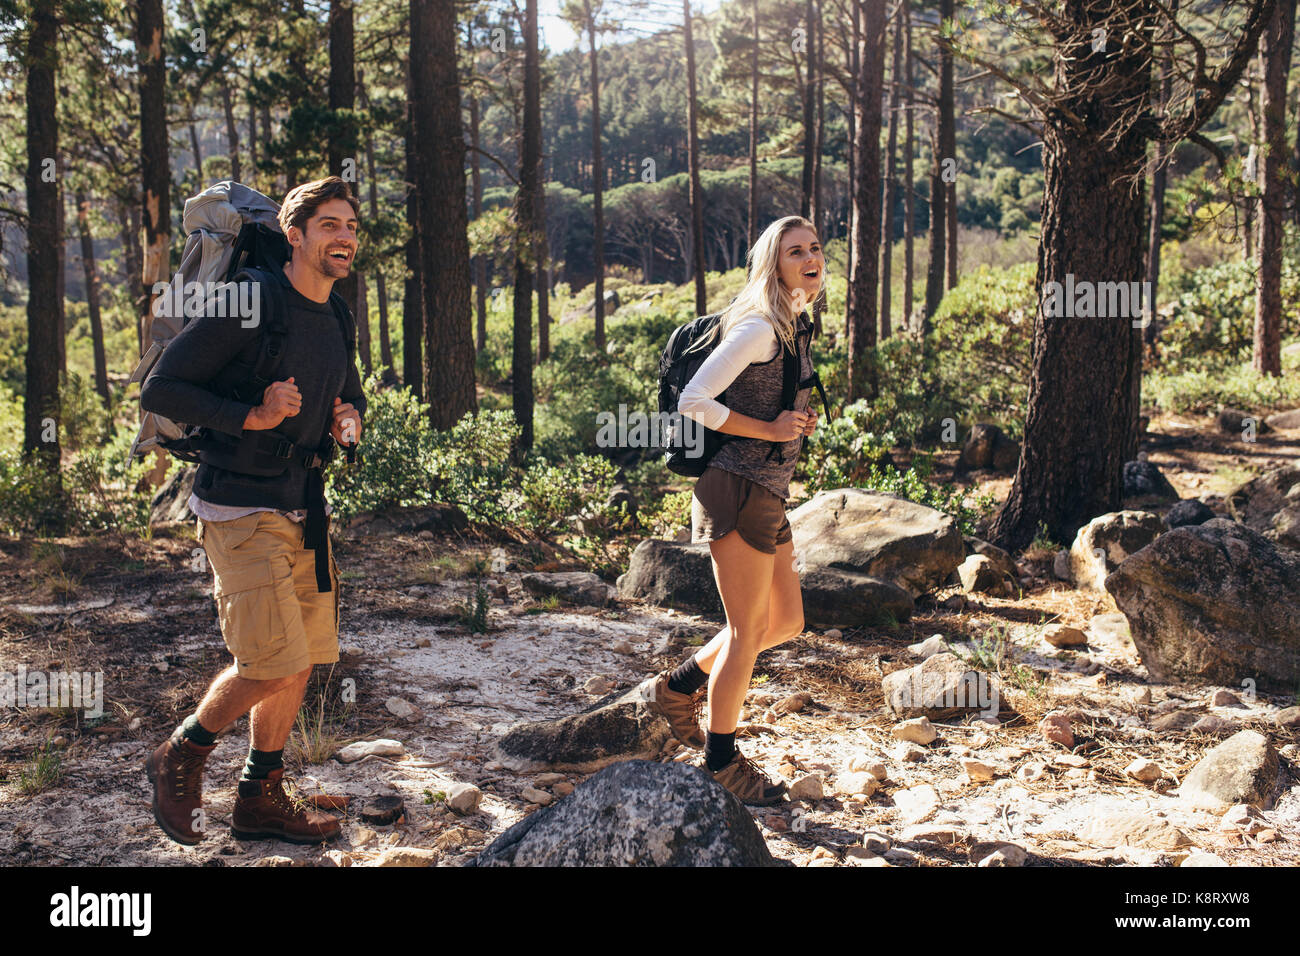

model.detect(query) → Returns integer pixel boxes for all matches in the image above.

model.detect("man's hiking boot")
[231,768,342,844]
[710,750,788,806]
[144,727,217,846]
[641,671,706,749]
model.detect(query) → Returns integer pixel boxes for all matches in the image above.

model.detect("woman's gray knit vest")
[706,311,815,501]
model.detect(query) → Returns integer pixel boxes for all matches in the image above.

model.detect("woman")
[644,216,822,805]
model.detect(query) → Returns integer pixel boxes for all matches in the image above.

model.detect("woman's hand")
[766,409,813,442]
[801,408,818,436]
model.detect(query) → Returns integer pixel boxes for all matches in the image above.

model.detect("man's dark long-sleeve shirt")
[140,265,366,512]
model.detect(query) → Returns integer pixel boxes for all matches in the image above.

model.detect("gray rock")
[1105,519,1300,694]
[1081,811,1192,850]
[881,652,1002,720]
[960,424,1019,473]
[149,465,197,527]
[957,554,1008,594]
[1264,408,1300,430]
[344,503,469,535]
[1069,510,1164,591]
[520,571,617,607]
[963,536,1018,580]
[1226,465,1300,552]
[798,567,913,628]
[1123,459,1180,502]
[617,540,721,615]
[1165,498,1216,529]
[1277,706,1300,729]
[494,685,670,774]
[468,761,777,867]
[445,782,483,814]
[1218,407,1270,436]
[789,489,964,598]
[1179,730,1279,810]
[1053,549,1072,581]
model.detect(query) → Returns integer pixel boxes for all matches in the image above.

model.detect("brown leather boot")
[144,727,217,846]
[231,768,342,844]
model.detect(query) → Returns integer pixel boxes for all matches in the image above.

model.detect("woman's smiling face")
[776,226,824,310]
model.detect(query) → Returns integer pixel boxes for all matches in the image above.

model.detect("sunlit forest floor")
[0,410,1297,866]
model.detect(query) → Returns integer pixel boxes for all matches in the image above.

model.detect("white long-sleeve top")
[677,315,780,430]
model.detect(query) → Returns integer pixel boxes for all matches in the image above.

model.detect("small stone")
[1125,686,1153,705]
[352,827,376,846]
[895,744,926,763]
[861,831,890,854]
[1256,828,1279,843]
[788,773,825,801]
[1191,715,1239,735]
[128,717,141,732]
[1276,707,1300,729]
[1039,712,1074,748]
[51,735,68,748]
[1043,624,1087,648]
[898,823,961,844]
[908,634,950,659]
[960,758,996,782]
[1082,811,1192,850]
[884,846,917,864]
[972,842,1027,866]
[823,629,842,640]
[893,784,940,824]
[582,675,615,695]
[1181,851,1228,867]
[255,855,298,867]
[373,846,439,867]
[810,846,836,861]
[844,754,887,780]
[1016,762,1047,783]
[763,813,789,833]
[435,827,470,850]
[1053,549,1071,581]
[553,782,575,797]
[1210,689,1242,707]
[1054,753,1090,768]
[318,849,352,867]
[415,638,432,648]
[1219,804,1268,834]
[336,739,405,763]
[1125,758,1163,783]
[444,782,482,815]
[891,716,938,745]
[534,772,565,786]
[772,692,813,715]
[611,640,635,655]
[385,697,419,719]
[836,772,880,796]
[521,786,553,806]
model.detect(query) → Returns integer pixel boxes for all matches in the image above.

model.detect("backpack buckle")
[274,439,292,459]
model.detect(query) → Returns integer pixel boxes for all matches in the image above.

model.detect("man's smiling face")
[288,197,359,280]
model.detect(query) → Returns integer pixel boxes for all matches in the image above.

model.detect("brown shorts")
[196,511,340,680]
[691,466,792,554]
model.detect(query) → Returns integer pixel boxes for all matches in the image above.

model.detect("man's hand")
[331,396,362,446]
[243,377,301,431]
[801,408,819,436]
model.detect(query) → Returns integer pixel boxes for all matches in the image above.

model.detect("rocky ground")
[0,410,1297,867]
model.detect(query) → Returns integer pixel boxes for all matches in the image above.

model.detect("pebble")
[960,758,996,782]
[893,785,940,824]
[373,847,439,867]
[891,716,938,745]
[553,782,575,797]
[908,634,950,659]
[836,772,880,797]
[1053,753,1089,768]
[1039,712,1075,748]
[1016,762,1047,782]
[1210,689,1242,707]
[823,629,842,640]
[1180,851,1228,867]
[788,773,825,801]
[898,823,961,844]
[975,843,1027,867]
[861,831,891,854]
[385,697,419,719]
[521,786,553,806]
[534,772,566,786]
[1124,758,1163,783]
[1219,804,1268,835]
[255,855,298,867]
[336,739,405,763]
[894,744,926,763]
[844,754,887,780]
[435,827,470,850]
[582,675,615,695]
[318,849,352,867]
[444,782,482,814]
[352,827,376,846]
[1191,714,1238,734]
[1043,624,1087,648]
[611,640,635,654]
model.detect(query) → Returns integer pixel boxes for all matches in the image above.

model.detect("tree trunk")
[410,0,477,429]
[812,0,826,334]
[329,0,359,327]
[76,191,109,404]
[800,0,815,219]
[358,71,393,381]
[403,57,423,398]
[138,0,170,350]
[748,0,759,247]
[189,120,203,185]
[845,0,860,331]
[902,0,914,331]
[24,0,62,483]
[684,0,708,315]
[219,81,242,182]
[469,87,488,352]
[847,0,885,401]
[356,271,371,375]
[1255,0,1295,376]
[511,0,541,450]
[941,0,957,292]
[536,178,552,363]
[880,0,902,340]
[587,3,607,349]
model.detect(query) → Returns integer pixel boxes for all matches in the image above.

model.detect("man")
[140,177,365,845]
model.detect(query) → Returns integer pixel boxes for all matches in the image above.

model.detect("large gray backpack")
[126,181,289,463]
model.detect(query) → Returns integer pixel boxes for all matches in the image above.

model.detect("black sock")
[705,731,736,772]
[667,654,709,695]
[180,713,216,746]
[241,747,283,782]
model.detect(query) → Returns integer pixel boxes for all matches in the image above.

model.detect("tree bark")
[329,0,360,328]
[587,1,608,348]
[1143,0,1178,349]
[189,120,203,186]
[684,0,708,315]
[902,0,914,331]
[801,0,815,219]
[402,56,422,398]
[511,0,541,450]
[942,0,957,292]
[219,81,242,182]
[138,0,170,350]
[469,86,488,353]
[881,0,902,340]
[845,0,860,331]
[76,190,109,404]
[410,0,477,429]
[1255,0,1295,376]
[24,0,63,482]
[812,0,826,335]
[847,0,886,401]
[748,0,759,247]
[358,70,392,381]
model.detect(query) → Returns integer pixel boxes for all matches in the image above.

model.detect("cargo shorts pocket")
[203,511,265,557]
[213,557,290,670]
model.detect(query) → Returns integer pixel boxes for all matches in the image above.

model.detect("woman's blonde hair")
[687,215,821,356]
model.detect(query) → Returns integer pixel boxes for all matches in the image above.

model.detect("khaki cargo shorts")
[197,511,340,680]
[691,465,792,555]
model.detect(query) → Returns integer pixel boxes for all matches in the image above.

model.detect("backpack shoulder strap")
[234,267,288,403]
[327,290,357,357]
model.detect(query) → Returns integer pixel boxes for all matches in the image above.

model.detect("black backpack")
[658,311,829,477]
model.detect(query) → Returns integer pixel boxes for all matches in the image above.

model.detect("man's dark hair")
[278,176,361,236]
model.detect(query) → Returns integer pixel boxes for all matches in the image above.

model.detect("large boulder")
[344,503,469,535]
[149,464,197,527]
[1068,510,1164,591]
[617,540,721,615]
[1264,408,1300,430]
[468,760,777,867]
[520,572,616,607]
[798,567,913,628]
[960,424,1020,473]
[789,489,964,598]
[1105,519,1300,694]
[881,652,1002,721]
[1226,465,1300,552]
[494,686,670,774]
[1164,498,1215,529]
[1178,730,1280,810]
